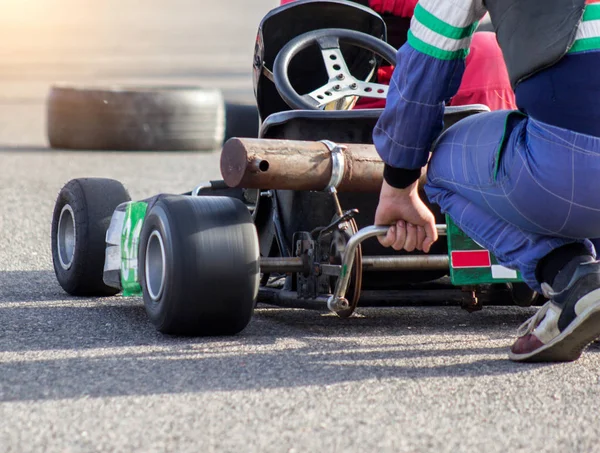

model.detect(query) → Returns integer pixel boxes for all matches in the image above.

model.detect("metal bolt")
[336,74,345,80]
[350,83,358,90]
[333,85,341,91]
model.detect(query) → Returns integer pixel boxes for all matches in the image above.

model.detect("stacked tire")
[46,85,261,151]
[47,85,226,151]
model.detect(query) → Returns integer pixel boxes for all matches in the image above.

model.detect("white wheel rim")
[145,230,166,301]
[57,204,76,270]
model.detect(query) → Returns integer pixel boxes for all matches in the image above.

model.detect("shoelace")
[516,301,552,337]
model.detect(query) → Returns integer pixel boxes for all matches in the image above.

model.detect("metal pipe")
[220,137,384,192]
[327,224,446,313]
[260,257,305,274]
[327,226,386,312]
[257,287,520,309]
[257,288,331,310]
[361,255,449,271]
[262,254,449,275]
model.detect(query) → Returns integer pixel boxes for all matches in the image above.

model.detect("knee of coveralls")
[423,111,587,292]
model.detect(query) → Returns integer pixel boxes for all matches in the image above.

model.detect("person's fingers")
[423,238,433,254]
[422,219,439,253]
[378,224,396,248]
[392,220,406,251]
[416,226,426,251]
[404,222,417,252]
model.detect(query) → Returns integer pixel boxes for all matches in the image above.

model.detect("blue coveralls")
[374,15,600,291]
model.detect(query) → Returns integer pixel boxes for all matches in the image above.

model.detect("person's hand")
[374,180,438,253]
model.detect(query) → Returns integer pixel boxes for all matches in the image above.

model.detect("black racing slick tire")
[47,85,225,151]
[138,195,259,336]
[223,102,260,142]
[51,178,131,296]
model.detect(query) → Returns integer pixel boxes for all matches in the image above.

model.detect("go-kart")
[51,0,538,336]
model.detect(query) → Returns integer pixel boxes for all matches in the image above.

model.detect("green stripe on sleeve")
[414,4,478,40]
[568,36,600,53]
[583,4,600,21]
[407,30,469,60]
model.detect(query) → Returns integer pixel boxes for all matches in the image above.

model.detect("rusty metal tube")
[220,137,384,192]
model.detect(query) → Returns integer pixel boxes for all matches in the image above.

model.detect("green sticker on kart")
[120,201,148,296]
[446,215,523,285]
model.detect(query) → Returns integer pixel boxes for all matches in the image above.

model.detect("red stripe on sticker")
[451,250,491,268]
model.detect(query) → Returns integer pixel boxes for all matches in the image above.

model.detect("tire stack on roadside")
[46,85,259,151]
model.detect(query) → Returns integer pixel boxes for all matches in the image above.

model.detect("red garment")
[448,32,516,110]
[280,0,417,16]
[368,0,418,17]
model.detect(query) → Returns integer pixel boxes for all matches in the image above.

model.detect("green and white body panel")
[104,199,152,297]
[446,215,523,285]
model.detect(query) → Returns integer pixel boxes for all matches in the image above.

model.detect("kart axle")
[361,255,449,271]
[259,255,450,274]
[260,257,306,274]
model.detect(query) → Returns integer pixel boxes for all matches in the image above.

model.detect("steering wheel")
[273,28,397,110]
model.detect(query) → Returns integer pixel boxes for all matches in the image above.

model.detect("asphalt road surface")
[1,1,600,452]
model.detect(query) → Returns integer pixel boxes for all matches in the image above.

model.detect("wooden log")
[220,137,384,192]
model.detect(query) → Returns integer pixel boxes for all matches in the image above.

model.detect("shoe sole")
[508,302,600,363]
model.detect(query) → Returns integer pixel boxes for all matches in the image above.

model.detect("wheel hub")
[145,230,166,301]
[57,204,76,270]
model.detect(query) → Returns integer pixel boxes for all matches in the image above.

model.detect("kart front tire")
[51,178,131,296]
[138,195,259,336]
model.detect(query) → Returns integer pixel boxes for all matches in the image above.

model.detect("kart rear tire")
[224,102,260,142]
[51,178,131,296]
[47,85,225,151]
[138,195,259,336]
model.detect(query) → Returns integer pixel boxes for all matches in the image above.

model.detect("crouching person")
[373,0,600,362]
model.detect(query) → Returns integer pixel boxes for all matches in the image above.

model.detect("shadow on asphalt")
[5,273,597,402]
[0,271,65,303]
